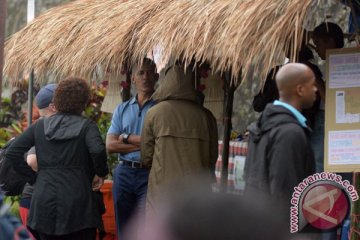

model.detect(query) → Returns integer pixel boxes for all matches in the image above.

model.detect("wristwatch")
[122,133,130,144]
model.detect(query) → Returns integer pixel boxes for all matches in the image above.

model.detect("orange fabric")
[19,207,29,226]
[100,181,116,235]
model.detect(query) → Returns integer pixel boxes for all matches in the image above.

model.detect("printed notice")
[328,130,360,165]
[336,91,345,123]
[335,90,360,123]
[329,53,360,88]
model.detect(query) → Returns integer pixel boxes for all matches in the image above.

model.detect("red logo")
[301,184,349,229]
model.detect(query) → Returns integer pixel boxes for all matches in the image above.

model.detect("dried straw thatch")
[4,0,169,83]
[5,0,317,85]
[132,0,314,84]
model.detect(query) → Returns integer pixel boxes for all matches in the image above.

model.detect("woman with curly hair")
[6,77,109,240]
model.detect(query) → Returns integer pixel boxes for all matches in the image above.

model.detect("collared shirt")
[108,96,156,162]
[273,100,307,127]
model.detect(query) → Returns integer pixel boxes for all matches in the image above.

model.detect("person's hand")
[92,175,105,191]
[27,154,38,172]
[118,134,124,143]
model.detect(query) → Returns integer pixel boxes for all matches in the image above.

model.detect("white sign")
[329,53,360,89]
[335,91,360,124]
[328,130,360,165]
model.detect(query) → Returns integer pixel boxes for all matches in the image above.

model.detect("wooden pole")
[220,71,237,193]
[27,70,34,126]
[0,0,6,99]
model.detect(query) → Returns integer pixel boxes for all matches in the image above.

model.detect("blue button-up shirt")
[273,100,307,127]
[108,96,156,162]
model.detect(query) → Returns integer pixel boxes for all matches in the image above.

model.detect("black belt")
[119,160,144,168]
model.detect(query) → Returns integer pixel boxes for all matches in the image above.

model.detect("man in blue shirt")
[106,58,158,238]
[244,63,317,225]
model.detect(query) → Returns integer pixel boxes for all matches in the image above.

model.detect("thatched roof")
[5,0,316,85]
[132,0,316,83]
[4,0,169,82]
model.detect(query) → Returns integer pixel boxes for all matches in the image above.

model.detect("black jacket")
[244,104,315,216]
[6,113,108,235]
[252,61,323,129]
[252,67,280,112]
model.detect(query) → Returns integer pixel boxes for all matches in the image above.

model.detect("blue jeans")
[113,164,150,239]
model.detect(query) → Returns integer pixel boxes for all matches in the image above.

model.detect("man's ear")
[49,103,57,112]
[296,84,304,97]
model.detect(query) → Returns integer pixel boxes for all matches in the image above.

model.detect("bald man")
[244,63,316,222]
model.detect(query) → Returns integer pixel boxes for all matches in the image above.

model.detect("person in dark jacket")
[244,63,317,221]
[6,78,108,240]
[252,44,323,124]
[19,84,57,240]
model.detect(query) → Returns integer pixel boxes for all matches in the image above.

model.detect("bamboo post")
[27,70,34,126]
[0,0,6,99]
[220,71,236,193]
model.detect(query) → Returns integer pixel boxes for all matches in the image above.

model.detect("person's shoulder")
[149,100,170,109]
[146,102,163,114]
[200,106,216,119]
[271,122,306,141]
[113,99,132,113]
[120,99,133,107]
[145,101,175,119]
[275,121,304,132]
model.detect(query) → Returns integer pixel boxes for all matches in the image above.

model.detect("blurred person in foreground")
[124,179,290,240]
[6,78,108,240]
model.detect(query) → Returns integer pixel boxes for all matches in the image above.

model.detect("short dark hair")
[131,58,157,74]
[313,22,344,48]
[298,44,314,62]
[53,77,90,115]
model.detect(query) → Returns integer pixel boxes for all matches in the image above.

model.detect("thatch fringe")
[132,0,313,84]
[5,0,314,85]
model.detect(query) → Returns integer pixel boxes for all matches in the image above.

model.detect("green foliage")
[0,91,27,147]
[0,128,12,147]
[3,196,20,218]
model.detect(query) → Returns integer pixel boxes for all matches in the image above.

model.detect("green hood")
[152,65,198,102]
